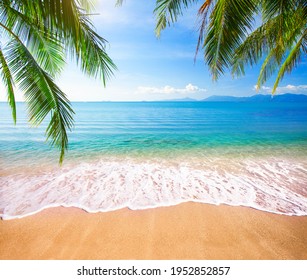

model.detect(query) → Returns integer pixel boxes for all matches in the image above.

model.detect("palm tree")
[154,0,307,93]
[0,0,116,163]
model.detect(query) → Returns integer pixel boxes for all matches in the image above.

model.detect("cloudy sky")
[2,0,307,101]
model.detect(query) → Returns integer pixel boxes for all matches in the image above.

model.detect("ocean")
[1,101,307,219]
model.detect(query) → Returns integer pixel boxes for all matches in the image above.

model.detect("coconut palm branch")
[154,0,307,93]
[234,0,307,93]
[202,0,259,80]
[0,0,117,163]
[273,29,307,93]
[154,0,199,37]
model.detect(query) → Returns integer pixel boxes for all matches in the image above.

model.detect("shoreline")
[1,203,307,260]
[1,200,307,221]
[1,155,307,218]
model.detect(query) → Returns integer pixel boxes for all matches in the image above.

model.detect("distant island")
[160,93,307,102]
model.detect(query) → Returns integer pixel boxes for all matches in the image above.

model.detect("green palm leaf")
[0,0,117,163]
[153,0,307,93]
[5,38,74,163]
[203,0,259,80]
[231,25,268,77]
[76,16,117,86]
[233,1,307,91]
[0,47,16,123]
[195,0,214,59]
[154,0,198,37]
[257,49,279,89]
[0,2,65,76]
[273,29,307,93]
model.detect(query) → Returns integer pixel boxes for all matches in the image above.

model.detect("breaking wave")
[1,156,307,219]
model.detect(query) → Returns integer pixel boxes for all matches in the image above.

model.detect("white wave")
[1,156,307,219]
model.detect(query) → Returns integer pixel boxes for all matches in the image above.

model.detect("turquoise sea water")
[1,101,307,160]
[1,101,307,218]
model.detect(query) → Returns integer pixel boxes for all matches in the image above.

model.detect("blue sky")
[1,0,307,101]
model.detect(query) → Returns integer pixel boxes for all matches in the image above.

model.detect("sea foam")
[1,156,307,219]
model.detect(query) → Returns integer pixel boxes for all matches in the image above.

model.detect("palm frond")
[273,29,307,93]
[195,0,214,60]
[154,0,198,37]
[153,0,306,92]
[0,0,117,163]
[75,15,117,86]
[76,0,96,12]
[0,47,16,123]
[263,1,299,63]
[116,0,124,6]
[233,2,306,92]
[256,49,279,88]
[5,37,74,164]
[0,1,65,76]
[231,25,268,76]
[302,30,307,53]
[262,0,296,22]
[203,0,259,80]
[33,0,117,84]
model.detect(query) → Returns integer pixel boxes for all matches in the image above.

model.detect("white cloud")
[136,83,206,95]
[253,84,307,94]
[253,85,271,92]
[276,84,307,93]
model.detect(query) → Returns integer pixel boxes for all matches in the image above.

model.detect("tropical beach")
[1,101,307,259]
[1,0,307,262]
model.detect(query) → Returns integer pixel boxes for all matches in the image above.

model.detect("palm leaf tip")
[0,0,116,164]
[115,0,124,7]
[154,0,199,37]
[153,0,305,93]
[0,48,16,123]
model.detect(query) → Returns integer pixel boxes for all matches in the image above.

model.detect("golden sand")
[0,203,306,259]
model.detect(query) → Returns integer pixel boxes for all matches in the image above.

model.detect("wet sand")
[0,203,307,259]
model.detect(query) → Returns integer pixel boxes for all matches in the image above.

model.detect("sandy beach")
[0,202,307,260]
